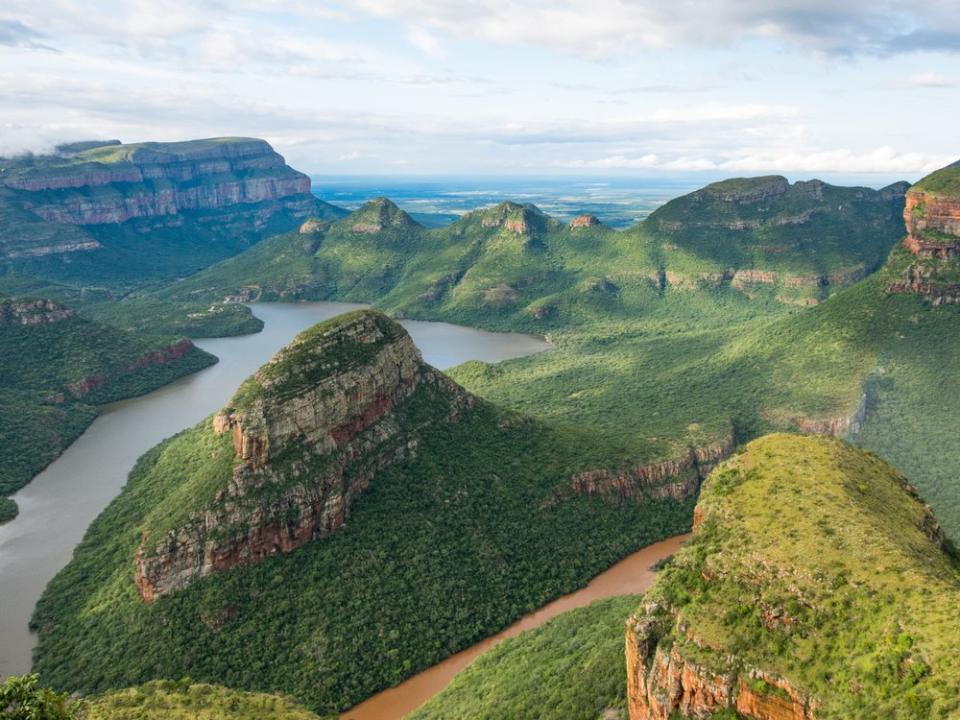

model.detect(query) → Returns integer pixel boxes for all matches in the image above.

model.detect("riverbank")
[341,534,688,720]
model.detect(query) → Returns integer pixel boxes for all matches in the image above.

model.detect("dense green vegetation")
[86,680,320,720]
[0,496,16,524]
[164,178,905,315]
[1,674,81,719]
[83,299,263,338]
[0,299,216,514]
[34,396,692,713]
[409,595,638,720]
[644,434,960,717]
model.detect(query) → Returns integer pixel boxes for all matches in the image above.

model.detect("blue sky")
[1,0,958,180]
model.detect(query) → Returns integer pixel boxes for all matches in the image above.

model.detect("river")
[341,534,687,720]
[0,302,551,678]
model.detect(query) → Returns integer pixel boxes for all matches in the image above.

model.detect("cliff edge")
[626,434,960,719]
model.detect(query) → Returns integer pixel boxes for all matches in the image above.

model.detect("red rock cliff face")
[4,138,315,226]
[626,602,818,720]
[133,312,474,602]
[903,190,960,257]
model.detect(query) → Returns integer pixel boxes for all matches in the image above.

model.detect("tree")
[1,674,82,720]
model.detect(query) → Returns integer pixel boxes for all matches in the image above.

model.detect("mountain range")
[5,137,960,720]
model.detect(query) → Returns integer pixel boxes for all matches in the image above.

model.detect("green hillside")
[164,178,905,318]
[0,297,216,519]
[86,680,321,720]
[631,434,960,718]
[409,596,638,720]
[32,312,691,714]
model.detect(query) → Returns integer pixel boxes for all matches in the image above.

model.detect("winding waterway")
[341,534,687,720]
[0,302,551,678]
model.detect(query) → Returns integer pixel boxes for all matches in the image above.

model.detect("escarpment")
[133,310,475,602]
[570,430,734,503]
[889,161,960,303]
[0,137,345,264]
[625,434,960,719]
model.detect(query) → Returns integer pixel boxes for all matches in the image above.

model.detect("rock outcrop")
[570,430,734,502]
[569,214,602,228]
[472,202,557,237]
[888,160,960,302]
[133,311,475,602]
[0,298,75,325]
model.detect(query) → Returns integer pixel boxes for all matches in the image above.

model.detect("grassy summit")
[631,434,960,718]
[911,161,960,198]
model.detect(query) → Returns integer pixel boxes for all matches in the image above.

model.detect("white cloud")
[349,0,960,58]
[407,25,444,57]
[554,147,956,174]
[903,71,955,88]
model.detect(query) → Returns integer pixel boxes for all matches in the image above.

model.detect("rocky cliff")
[625,434,960,719]
[2,138,312,224]
[889,160,960,303]
[0,137,345,265]
[133,310,475,601]
[570,430,735,503]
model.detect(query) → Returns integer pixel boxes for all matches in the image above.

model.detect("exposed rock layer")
[570,431,735,502]
[133,311,474,602]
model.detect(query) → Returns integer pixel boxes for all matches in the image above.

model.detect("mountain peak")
[346,197,418,233]
[569,214,602,229]
[467,201,554,235]
[699,175,790,203]
[133,310,474,601]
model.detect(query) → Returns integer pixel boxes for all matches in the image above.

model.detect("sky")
[1,0,959,180]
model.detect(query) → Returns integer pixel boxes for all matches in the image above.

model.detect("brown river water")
[341,533,689,720]
[0,302,551,678]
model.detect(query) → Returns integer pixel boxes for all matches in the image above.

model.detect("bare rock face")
[133,311,474,602]
[903,190,960,258]
[626,613,817,720]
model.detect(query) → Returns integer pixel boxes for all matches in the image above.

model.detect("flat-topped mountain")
[0,137,345,289]
[133,310,473,601]
[627,434,960,719]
